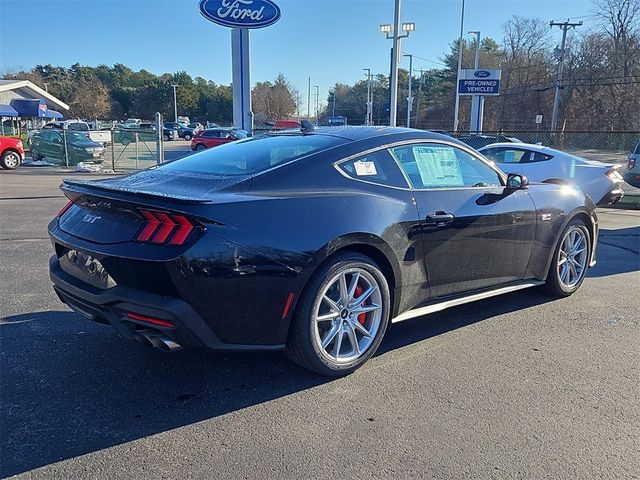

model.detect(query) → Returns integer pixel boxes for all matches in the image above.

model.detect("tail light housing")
[605,166,623,181]
[629,157,637,170]
[136,209,197,245]
[58,199,75,217]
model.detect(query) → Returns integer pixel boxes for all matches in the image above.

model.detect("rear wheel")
[1,150,21,170]
[286,252,390,376]
[163,133,171,141]
[543,219,591,296]
[183,133,192,141]
[30,148,42,161]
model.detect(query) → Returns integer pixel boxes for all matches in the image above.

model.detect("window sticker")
[412,146,463,187]
[353,160,378,176]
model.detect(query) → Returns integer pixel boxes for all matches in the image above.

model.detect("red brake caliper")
[354,285,367,325]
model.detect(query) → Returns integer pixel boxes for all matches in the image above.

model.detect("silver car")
[626,139,640,188]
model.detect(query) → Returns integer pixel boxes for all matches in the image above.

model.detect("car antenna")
[300,120,315,134]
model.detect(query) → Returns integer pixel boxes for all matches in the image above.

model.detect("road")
[1,170,639,479]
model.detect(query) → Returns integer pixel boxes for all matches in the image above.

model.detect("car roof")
[479,142,550,151]
[268,126,456,143]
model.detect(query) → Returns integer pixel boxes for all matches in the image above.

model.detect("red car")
[190,128,247,151]
[0,136,25,170]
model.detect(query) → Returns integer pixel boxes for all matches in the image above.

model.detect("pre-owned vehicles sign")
[458,69,502,96]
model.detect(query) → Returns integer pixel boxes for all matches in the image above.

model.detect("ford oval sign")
[473,70,491,78]
[199,0,281,29]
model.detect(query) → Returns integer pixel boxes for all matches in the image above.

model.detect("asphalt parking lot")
[1,170,639,479]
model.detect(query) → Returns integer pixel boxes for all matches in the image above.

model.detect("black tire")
[183,133,192,141]
[542,218,591,297]
[163,134,171,141]
[195,143,207,152]
[286,251,391,376]
[1,150,21,170]
[30,148,42,161]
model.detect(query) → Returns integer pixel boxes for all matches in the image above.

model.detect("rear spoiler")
[61,178,213,205]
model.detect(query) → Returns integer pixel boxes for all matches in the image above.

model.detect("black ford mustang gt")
[48,126,598,376]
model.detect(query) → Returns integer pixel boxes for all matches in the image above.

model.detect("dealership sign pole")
[199,0,281,134]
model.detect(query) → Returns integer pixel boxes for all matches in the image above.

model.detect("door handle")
[425,212,455,225]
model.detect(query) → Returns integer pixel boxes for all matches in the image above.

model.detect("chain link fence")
[22,115,171,172]
[435,130,639,154]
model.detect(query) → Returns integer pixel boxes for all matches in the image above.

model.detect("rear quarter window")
[338,149,408,188]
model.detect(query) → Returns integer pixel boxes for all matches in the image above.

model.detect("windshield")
[160,134,346,176]
[66,132,93,142]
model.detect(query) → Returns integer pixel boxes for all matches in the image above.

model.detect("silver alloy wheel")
[3,152,20,168]
[312,267,383,364]
[557,226,588,288]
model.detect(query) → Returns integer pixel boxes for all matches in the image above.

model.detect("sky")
[0,0,596,112]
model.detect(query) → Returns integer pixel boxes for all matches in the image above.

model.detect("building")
[0,80,69,134]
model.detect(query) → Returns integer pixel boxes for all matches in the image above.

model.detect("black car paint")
[48,127,597,349]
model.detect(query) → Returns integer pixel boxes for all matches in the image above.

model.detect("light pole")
[453,0,466,131]
[468,31,483,133]
[332,90,336,117]
[403,54,413,127]
[380,0,415,127]
[171,84,179,122]
[314,85,319,124]
[363,68,372,125]
[307,77,311,119]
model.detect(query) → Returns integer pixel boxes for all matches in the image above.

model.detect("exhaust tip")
[135,329,182,352]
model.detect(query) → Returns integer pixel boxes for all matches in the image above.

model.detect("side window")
[203,130,218,138]
[339,149,408,188]
[528,151,553,162]
[482,147,527,164]
[391,143,502,189]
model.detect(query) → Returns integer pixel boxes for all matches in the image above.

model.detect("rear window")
[161,134,346,176]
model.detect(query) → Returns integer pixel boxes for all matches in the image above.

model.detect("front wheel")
[1,150,21,170]
[286,252,391,376]
[195,143,207,152]
[542,219,591,296]
[163,134,170,141]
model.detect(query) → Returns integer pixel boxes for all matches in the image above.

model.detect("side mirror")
[506,173,529,189]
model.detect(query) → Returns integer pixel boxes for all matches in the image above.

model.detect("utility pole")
[314,85,319,124]
[550,19,582,131]
[453,0,466,131]
[403,54,413,127]
[415,69,424,129]
[468,31,483,133]
[307,77,311,119]
[171,84,179,122]
[363,68,372,125]
[332,90,336,117]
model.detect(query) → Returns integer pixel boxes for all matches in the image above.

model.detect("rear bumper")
[596,188,624,206]
[49,255,284,351]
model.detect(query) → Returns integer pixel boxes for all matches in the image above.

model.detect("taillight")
[605,167,623,181]
[630,157,637,170]
[136,209,195,245]
[58,199,74,217]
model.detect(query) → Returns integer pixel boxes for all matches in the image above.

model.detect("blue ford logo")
[474,70,491,78]
[199,0,281,29]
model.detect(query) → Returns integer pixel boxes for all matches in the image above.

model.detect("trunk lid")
[58,169,251,245]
